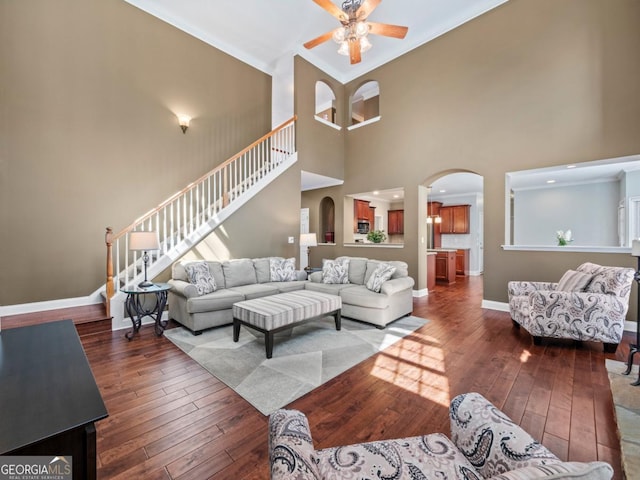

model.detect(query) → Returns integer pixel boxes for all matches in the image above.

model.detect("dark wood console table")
[0,320,108,480]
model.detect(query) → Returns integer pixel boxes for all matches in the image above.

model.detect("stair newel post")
[105,227,114,318]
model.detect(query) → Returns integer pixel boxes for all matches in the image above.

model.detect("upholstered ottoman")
[232,290,342,358]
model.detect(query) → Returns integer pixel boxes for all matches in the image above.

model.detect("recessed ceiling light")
[393,194,399,198]
[439,189,446,193]
[373,190,379,195]
[566,165,576,169]
[546,180,556,184]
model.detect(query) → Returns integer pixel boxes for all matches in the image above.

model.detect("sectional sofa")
[168,256,415,334]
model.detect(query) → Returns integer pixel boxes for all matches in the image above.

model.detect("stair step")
[2,304,112,337]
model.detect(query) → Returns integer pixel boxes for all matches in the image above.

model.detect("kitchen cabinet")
[354,199,371,233]
[435,250,456,285]
[439,205,470,234]
[427,252,436,290]
[456,249,469,276]
[368,206,376,226]
[354,199,370,220]
[388,209,404,234]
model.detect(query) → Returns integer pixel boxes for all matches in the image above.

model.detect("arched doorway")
[320,196,335,244]
[420,170,484,293]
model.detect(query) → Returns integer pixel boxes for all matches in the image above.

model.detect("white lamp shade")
[129,231,159,251]
[632,239,640,257]
[300,233,318,247]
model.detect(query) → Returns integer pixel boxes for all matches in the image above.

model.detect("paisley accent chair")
[508,262,634,352]
[269,392,613,480]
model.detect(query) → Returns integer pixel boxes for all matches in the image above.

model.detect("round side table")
[121,283,171,340]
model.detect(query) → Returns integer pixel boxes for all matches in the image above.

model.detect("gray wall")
[0,0,274,304]
[514,181,620,246]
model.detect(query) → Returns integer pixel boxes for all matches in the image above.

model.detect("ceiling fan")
[304,0,409,65]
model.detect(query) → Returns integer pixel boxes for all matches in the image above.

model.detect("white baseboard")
[481,300,510,312]
[112,311,169,332]
[413,288,428,297]
[0,296,100,318]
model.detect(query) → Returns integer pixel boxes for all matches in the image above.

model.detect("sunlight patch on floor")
[369,335,450,407]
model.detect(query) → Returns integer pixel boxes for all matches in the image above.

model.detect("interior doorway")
[421,171,484,292]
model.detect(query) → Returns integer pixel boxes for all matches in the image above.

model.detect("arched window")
[350,80,380,127]
[320,197,335,243]
[315,81,338,126]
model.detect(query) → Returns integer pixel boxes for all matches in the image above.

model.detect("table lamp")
[300,233,317,269]
[129,231,160,288]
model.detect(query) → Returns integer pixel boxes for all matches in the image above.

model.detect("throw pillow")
[185,261,216,295]
[488,461,613,480]
[269,257,297,282]
[557,270,592,292]
[365,262,397,293]
[322,258,350,284]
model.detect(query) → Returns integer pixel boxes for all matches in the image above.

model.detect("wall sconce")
[177,114,191,134]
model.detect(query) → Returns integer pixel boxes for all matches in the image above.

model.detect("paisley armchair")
[508,262,634,352]
[269,392,612,479]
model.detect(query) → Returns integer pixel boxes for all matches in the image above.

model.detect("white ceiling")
[124,0,509,84]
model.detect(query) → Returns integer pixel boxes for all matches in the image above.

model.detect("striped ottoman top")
[232,291,342,331]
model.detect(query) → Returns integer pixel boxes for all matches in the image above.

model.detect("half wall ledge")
[502,245,632,254]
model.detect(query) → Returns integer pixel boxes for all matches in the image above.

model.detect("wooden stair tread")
[2,304,110,331]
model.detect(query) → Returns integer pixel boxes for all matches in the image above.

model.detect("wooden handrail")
[104,116,296,307]
[111,115,296,241]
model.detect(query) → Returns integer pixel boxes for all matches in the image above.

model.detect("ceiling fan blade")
[304,29,338,49]
[367,22,408,39]
[312,0,348,22]
[349,39,362,64]
[356,0,381,20]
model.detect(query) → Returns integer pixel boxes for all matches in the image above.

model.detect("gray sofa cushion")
[267,281,307,293]
[186,289,245,314]
[337,256,368,284]
[227,283,279,300]
[253,257,272,283]
[223,259,257,287]
[305,282,356,295]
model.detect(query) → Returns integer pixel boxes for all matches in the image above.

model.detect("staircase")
[99,117,297,330]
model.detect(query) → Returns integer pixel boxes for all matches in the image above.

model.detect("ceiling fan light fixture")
[359,36,372,53]
[332,27,346,43]
[337,40,350,56]
[355,21,369,37]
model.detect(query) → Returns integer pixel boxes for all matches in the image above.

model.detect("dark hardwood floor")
[50,277,634,478]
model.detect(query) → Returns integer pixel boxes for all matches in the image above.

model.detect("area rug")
[164,315,427,415]
[605,359,640,480]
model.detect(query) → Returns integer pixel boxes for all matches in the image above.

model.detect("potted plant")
[367,229,387,243]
